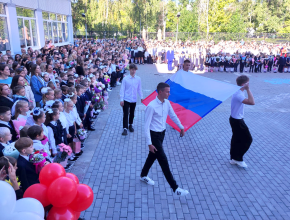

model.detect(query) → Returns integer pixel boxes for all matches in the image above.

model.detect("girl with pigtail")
[40,87,54,108]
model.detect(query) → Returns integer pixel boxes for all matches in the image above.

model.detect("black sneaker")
[122,129,128,136]
[129,125,134,132]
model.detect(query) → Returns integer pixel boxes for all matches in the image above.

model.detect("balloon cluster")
[23,163,94,220]
[0,181,45,220]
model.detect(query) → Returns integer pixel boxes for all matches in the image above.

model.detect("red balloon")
[24,183,50,207]
[69,184,94,212]
[39,163,66,187]
[75,212,81,219]
[66,173,79,184]
[47,177,77,207]
[47,207,77,220]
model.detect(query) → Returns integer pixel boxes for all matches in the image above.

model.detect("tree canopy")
[72,0,290,34]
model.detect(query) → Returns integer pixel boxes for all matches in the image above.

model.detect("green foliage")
[71,0,290,36]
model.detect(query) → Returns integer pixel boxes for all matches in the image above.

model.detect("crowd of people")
[0,36,286,212]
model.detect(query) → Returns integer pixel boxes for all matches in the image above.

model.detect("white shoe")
[230,159,248,168]
[107,88,112,92]
[140,176,155,185]
[116,82,121,85]
[236,161,248,168]
[229,159,237,165]
[175,187,189,196]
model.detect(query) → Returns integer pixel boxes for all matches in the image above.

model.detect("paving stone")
[77,65,290,219]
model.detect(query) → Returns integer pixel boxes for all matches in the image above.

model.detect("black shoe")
[129,125,134,132]
[88,127,95,131]
[75,151,83,156]
[68,157,78,162]
[93,112,99,116]
[122,129,128,136]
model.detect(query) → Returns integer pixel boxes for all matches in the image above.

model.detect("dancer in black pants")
[230,75,255,168]
[120,64,143,136]
[140,82,189,196]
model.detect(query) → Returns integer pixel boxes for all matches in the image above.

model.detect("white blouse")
[63,110,77,127]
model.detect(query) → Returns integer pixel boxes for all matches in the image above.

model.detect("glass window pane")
[58,23,62,43]
[42,12,49,20]
[62,15,67,22]
[53,22,58,43]
[65,23,68,41]
[48,22,52,42]
[57,15,62,21]
[43,21,48,42]
[18,18,25,48]
[0,3,5,14]
[0,17,10,51]
[62,23,66,42]
[31,19,38,47]
[24,20,32,46]
[50,13,56,21]
[16,7,34,18]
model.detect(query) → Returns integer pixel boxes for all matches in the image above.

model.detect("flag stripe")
[167,80,222,117]
[170,71,240,101]
[167,101,202,132]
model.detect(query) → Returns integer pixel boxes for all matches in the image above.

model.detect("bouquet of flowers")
[53,143,73,163]
[77,129,87,140]
[93,96,105,111]
[29,150,48,174]
[70,61,75,67]
[2,143,19,160]
[104,75,110,83]
[92,93,100,103]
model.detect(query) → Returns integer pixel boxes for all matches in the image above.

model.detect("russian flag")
[142,70,241,132]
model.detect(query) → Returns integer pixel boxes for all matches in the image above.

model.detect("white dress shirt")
[20,154,29,161]
[120,74,143,103]
[144,96,184,145]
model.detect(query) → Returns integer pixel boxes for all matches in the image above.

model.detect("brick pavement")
[76,64,290,220]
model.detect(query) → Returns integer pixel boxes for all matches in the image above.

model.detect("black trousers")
[239,61,244,73]
[141,130,178,191]
[278,65,284,73]
[122,101,136,129]
[229,117,253,161]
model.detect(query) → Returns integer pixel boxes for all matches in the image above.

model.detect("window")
[17,7,38,48]
[43,12,69,44]
[0,4,10,51]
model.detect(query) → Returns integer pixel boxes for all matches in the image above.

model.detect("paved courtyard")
[72,64,290,220]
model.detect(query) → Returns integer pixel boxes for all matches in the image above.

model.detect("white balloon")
[6,211,44,220]
[0,181,16,219]
[13,198,44,218]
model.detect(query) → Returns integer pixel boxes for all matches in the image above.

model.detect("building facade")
[0,0,73,55]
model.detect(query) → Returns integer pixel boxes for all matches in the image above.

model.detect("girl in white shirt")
[63,99,77,148]
[14,100,30,121]
[70,94,83,128]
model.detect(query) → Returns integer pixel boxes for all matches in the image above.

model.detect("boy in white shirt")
[229,75,255,168]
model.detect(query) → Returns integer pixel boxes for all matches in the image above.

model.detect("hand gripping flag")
[142,70,241,132]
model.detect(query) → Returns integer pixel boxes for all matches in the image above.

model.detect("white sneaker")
[236,161,248,168]
[175,187,189,196]
[107,88,112,92]
[229,159,238,165]
[230,159,248,168]
[140,176,155,185]
[116,82,121,85]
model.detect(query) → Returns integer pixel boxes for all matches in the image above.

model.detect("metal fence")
[74,30,290,43]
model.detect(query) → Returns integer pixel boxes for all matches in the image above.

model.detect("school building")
[0,0,74,54]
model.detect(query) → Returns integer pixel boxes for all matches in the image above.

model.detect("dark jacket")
[278,57,286,65]
[0,96,13,109]
[16,156,39,192]
[76,96,85,118]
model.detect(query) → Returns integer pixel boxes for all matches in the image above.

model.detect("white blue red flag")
[142,70,241,132]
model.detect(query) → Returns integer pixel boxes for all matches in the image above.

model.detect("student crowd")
[0,36,288,207]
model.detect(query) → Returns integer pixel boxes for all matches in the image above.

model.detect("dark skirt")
[67,125,75,144]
